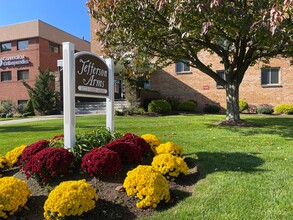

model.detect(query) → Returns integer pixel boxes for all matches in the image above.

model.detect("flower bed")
[0,131,192,219]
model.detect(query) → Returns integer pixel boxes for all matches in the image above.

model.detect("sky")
[0,0,90,41]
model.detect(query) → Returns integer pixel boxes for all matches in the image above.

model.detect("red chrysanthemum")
[23,147,75,184]
[81,147,121,179]
[18,140,50,168]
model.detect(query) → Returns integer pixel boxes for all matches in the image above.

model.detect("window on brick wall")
[1,71,12,82]
[18,100,28,105]
[216,70,226,89]
[261,67,280,86]
[17,40,29,50]
[49,42,60,53]
[175,60,191,74]
[1,42,11,52]
[17,70,29,80]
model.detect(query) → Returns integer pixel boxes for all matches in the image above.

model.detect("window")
[216,70,226,88]
[1,71,12,82]
[144,79,151,89]
[1,42,11,52]
[18,100,28,105]
[175,60,191,74]
[49,42,59,53]
[17,70,29,80]
[261,68,280,86]
[17,40,29,50]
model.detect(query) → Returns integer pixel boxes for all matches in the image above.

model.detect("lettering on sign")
[75,52,109,97]
[203,85,210,90]
[0,55,30,67]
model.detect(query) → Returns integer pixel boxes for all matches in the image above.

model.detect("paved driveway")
[0,115,64,125]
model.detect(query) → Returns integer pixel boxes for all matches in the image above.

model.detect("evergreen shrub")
[178,100,197,112]
[203,104,221,114]
[148,100,171,114]
[257,104,274,114]
[239,98,249,112]
[274,104,293,114]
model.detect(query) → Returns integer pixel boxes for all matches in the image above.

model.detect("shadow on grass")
[0,124,63,133]
[185,152,266,179]
[193,151,266,179]
[209,116,293,140]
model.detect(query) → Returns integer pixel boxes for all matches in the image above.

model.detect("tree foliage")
[22,68,56,115]
[88,0,293,121]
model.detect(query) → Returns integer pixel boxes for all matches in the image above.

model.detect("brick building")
[0,20,90,105]
[90,19,293,111]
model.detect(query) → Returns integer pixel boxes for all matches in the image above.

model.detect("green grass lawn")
[1,114,293,219]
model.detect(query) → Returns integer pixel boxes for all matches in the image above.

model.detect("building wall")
[151,53,293,111]
[0,37,40,104]
[0,20,90,105]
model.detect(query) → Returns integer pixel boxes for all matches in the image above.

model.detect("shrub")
[22,67,56,115]
[156,142,183,157]
[0,177,31,219]
[151,153,189,181]
[203,104,221,114]
[274,104,293,114]
[74,128,122,160]
[0,101,12,114]
[148,100,172,114]
[165,96,181,111]
[23,99,35,116]
[5,145,26,167]
[239,98,249,112]
[43,179,98,220]
[105,133,150,164]
[23,148,75,184]
[81,148,121,179]
[257,104,274,114]
[178,100,197,112]
[18,140,50,168]
[0,113,5,118]
[5,113,13,118]
[141,134,162,154]
[123,165,170,208]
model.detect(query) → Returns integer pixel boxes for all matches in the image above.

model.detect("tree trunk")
[225,80,241,122]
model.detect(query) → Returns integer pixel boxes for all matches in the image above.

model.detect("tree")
[22,68,56,115]
[87,0,293,122]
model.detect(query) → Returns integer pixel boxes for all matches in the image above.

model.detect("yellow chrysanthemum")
[0,156,7,170]
[141,134,162,154]
[123,165,170,209]
[5,145,26,167]
[0,176,31,219]
[152,153,189,181]
[155,142,183,157]
[44,179,98,220]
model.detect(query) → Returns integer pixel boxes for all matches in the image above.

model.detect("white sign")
[62,42,114,149]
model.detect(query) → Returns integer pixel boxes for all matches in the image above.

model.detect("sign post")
[62,42,115,149]
[106,58,114,131]
[62,42,76,149]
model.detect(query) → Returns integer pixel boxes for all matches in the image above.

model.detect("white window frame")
[261,67,281,86]
[175,60,191,74]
